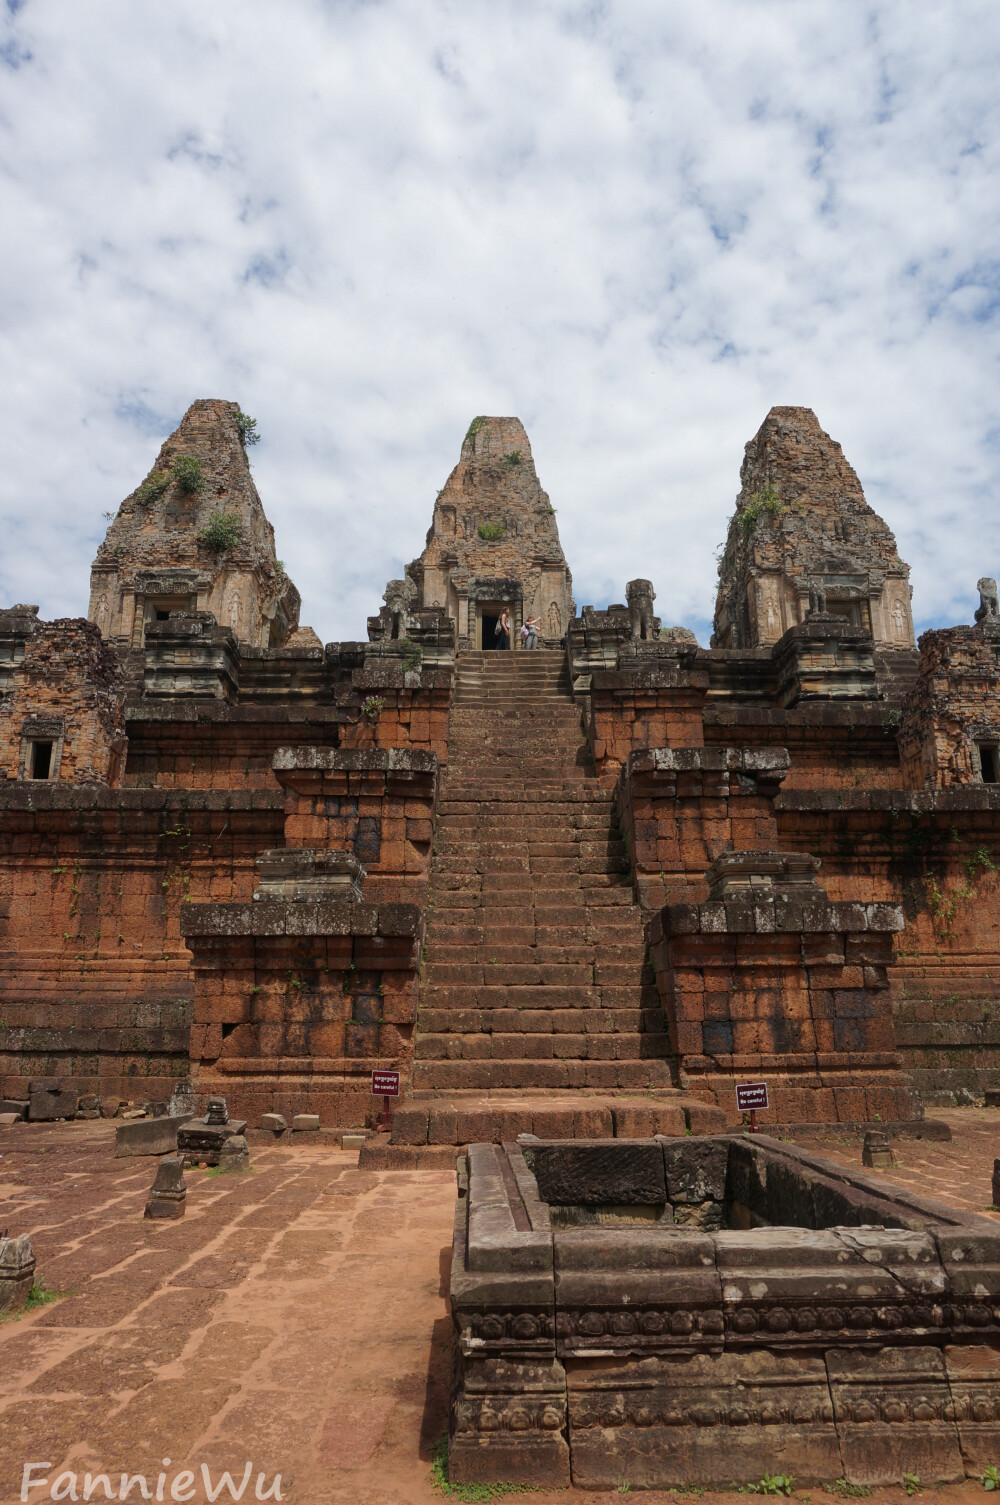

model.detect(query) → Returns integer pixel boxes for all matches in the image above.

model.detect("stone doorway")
[477,602,510,650]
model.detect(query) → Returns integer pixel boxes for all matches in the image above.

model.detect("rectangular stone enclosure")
[450,1134,1000,1489]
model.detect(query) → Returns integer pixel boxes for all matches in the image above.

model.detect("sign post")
[735,1081,769,1135]
[371,1069,400,1132]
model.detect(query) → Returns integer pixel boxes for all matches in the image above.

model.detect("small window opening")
[156,609,171,621]
[981,744,1000,784]
[30,740,53,780]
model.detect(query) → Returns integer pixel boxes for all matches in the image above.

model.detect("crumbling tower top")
[712,406,914,650]
[372,415,575,651]
[89,399,304,652]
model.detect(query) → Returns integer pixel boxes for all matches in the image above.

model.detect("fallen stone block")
[218,1134,251,1173]
[292,1113,320,1132]
[144,1153,186,1220]
[115,1114,193,1158]
[260,1113,287,1134]
[28,1087,78,1122]
[342,1133,367,1149]
[0,1113,21,1128]
[0,1233,36,1315]
[0,1100,28,1120]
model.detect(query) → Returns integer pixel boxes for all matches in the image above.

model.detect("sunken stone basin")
[449,1134,1000,1490]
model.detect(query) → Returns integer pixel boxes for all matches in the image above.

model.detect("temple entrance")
[477,602,511,650]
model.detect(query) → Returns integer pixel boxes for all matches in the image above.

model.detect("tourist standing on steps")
[497,607,511,650]
[520,616,539,650]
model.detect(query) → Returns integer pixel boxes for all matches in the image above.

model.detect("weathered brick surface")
[0,615,126,784]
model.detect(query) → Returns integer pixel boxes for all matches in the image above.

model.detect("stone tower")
[712,406,915,650]
[88,399,303,651]
[385,416,574,650]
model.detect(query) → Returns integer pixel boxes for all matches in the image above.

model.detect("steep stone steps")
[393,648,678,1140]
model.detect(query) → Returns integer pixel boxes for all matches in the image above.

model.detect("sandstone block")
[292,1113,320,1132]
[115,1114,193,1158]
[28,1087,77,1122]
[524,1140,666,1206]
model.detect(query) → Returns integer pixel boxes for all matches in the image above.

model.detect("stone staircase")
[381,649,684,1152]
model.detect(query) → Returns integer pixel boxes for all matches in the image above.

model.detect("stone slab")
[114,1114,193,1158]
[521,1140,667,1206]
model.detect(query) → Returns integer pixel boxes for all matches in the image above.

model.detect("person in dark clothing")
[496,607,511,649]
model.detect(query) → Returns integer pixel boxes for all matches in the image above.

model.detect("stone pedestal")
[0,1234,36,1314]
[648,850,917,1127]
[144,1153,187,1220]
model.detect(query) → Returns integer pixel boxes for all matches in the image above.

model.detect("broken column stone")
[0,1234,36,1314]
[144,1153,186,1220]
[205,1096,229,1125]
[167,1079,196,1118]
[862,1130,894,1168]
[218,1134,251,1173]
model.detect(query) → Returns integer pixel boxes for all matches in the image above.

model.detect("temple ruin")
[1,402,999,1144]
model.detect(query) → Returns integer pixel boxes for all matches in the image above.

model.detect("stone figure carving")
[383,578,418,640]
[93,594,109,636]
[626,579,656,641]
[976,577,1000,625]
[224,584,242,639]
[891,599,908,642]
[548,602,562,638]
[807,581,828,618]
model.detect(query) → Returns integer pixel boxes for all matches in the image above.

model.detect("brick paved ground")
[0,1112,998,1505]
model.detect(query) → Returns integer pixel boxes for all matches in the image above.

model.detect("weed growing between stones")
[172,454,205,493]
[502,450,523,466]
[465,416,487,443]
[135,470,171,505]
[737,482,785,536]
[902,1474,922,1496]
[822,1484,871,1499]
[398,637,423,674]
[361,695,384,724]
[429,1438,536,1502]
[1,1279,64,1323]
[235,410,260,447]
[197,511,244,551]
[739,1474,795,1496]
[478,521,506,542]
[983,1464,1000,1490]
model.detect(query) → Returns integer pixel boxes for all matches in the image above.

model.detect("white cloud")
[1,0,999,645]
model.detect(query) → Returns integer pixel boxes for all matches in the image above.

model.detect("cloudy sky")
[2,1,999,646]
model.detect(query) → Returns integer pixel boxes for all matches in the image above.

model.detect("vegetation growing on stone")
[502,450,522,466]
[197,511,243,551]
[172,455,205,494]
[465,416,486,443]
[398,637,422,674]
[478,521,506,542]
[361,695,384,723]
[737,482,785,536]
[235,410,260,447]
[135,470,171,505]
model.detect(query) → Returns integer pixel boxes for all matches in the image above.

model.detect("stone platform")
[450,1132,1000,1490]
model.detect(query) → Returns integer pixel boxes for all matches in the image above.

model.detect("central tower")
[384,415,575,650]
